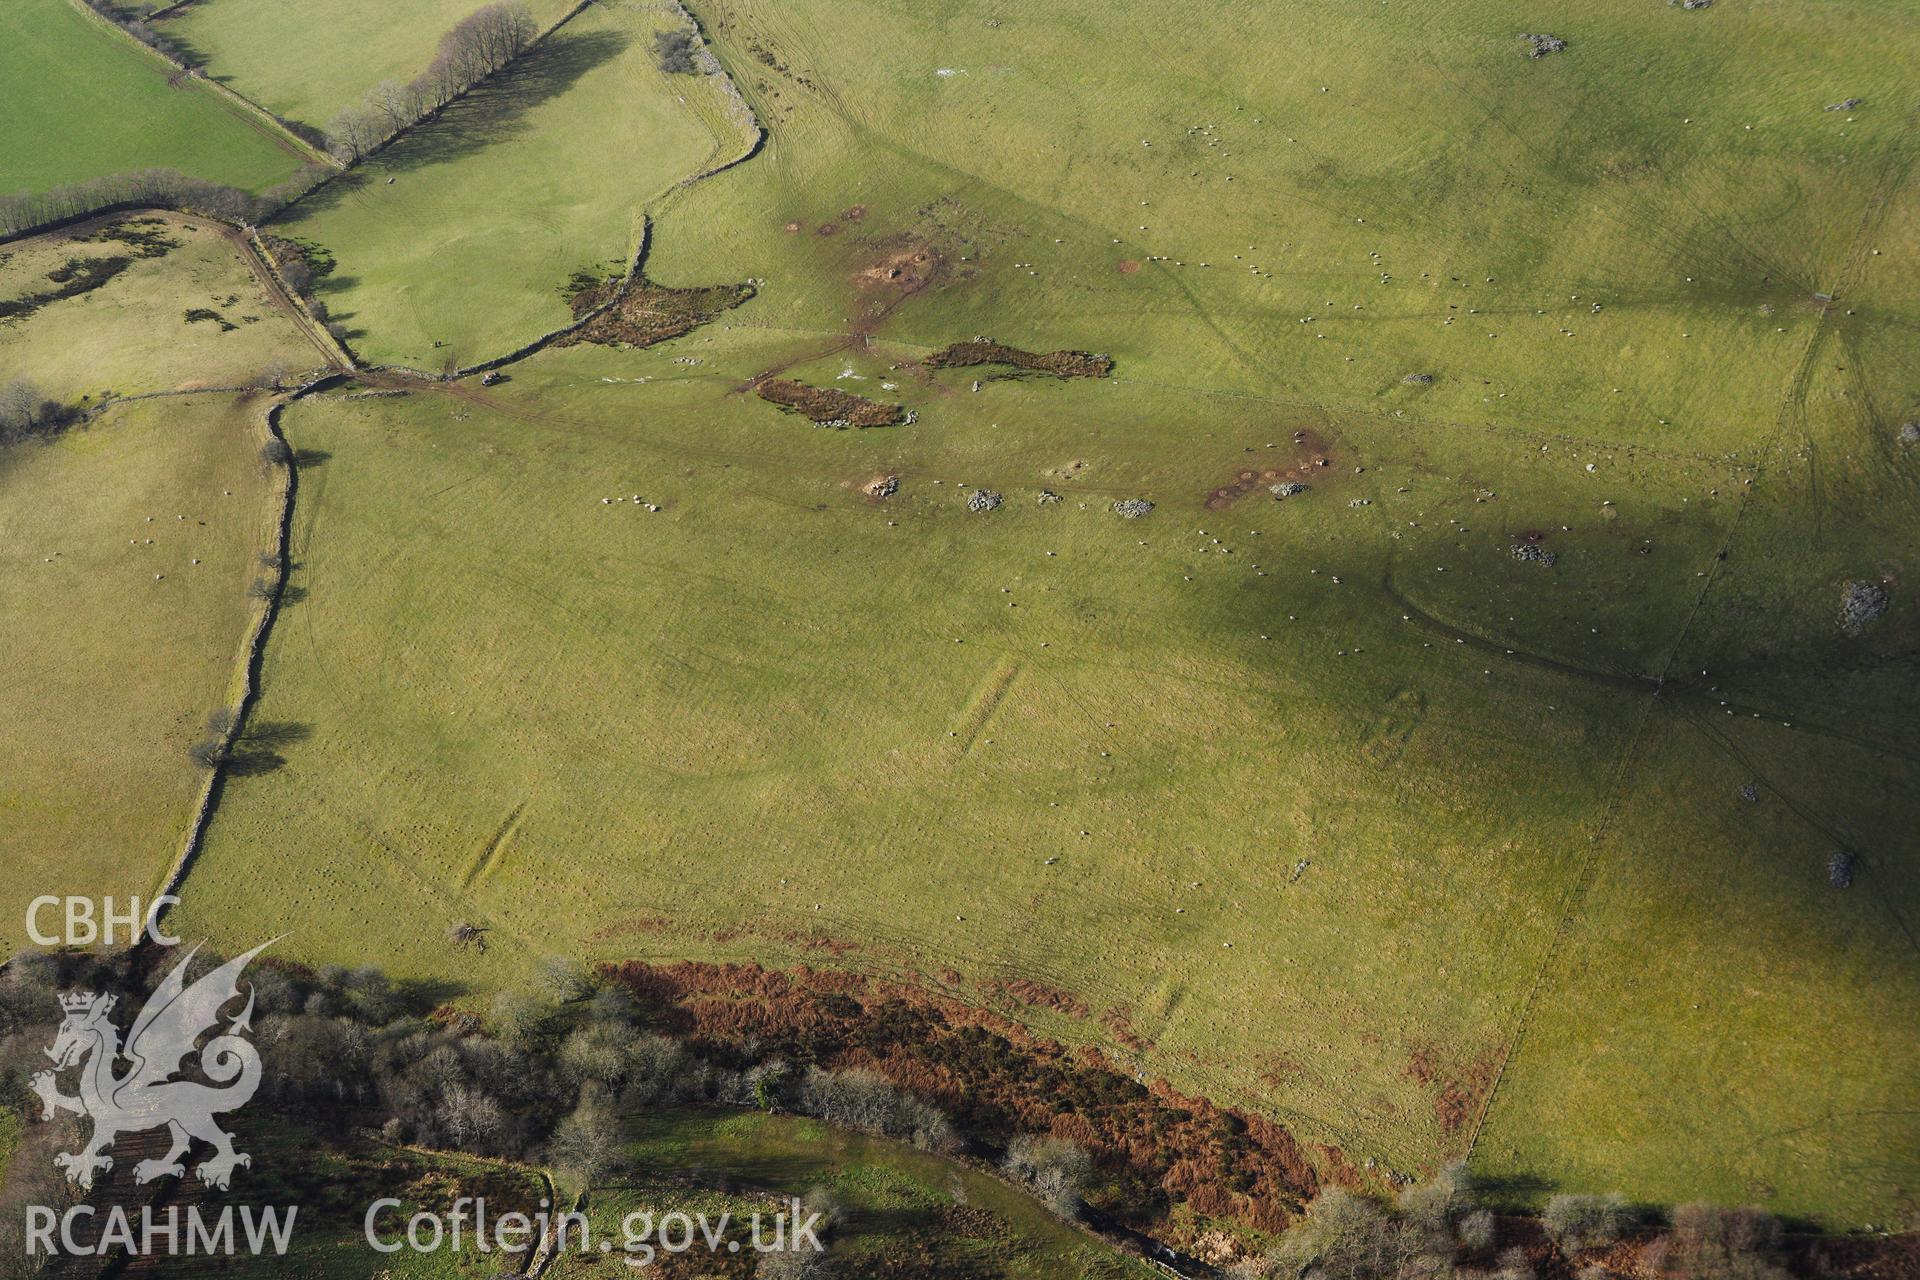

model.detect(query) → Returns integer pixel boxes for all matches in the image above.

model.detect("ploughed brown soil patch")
[1206,428,1333,509]
[924,340,1113,379]
[556,274,754,350]
[603,959,1321,1236]
[755,377,907,427]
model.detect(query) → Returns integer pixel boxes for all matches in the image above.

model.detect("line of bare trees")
[0,3,539,239]
[325,2,539,163]
[0,165,329,238]
[78,0,199,70]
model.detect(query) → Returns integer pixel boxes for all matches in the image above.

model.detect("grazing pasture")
[0,213,322,401]
[0,393,282,957]
[5,0,1917,1238]
[269,0,740,370]
[171,318,1916,1222]
[159,0,578,133]
[0,0,303,195]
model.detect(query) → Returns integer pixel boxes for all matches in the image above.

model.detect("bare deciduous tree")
[450,921,490,952]
[322,3,538,160]
[548,1098,621,1185]
[1001,1134,1094,1219]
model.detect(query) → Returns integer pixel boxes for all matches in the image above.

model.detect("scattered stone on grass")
[1899,421,1919,444]
[755,378,909,427]
[1112,498,1155,519]
[924,339,1114,379]
[1402,373,1435,385]
[967,488,1003,513]
[865,474,900,498]
[1036,489,1062,505]
[1825,98,1864,111]
[1739,782,1759,803]
[1512,542,1558,566]
[1271,482,1308,500]
[1523,32,1568,57]
[1348,498,1372,507]
[1838,579,1890,636]
[1828,850,1855,889]
[1669,0,1711,9]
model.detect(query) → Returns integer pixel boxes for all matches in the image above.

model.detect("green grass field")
[267,0,742,370]
[4,0,1916,1241]
[0,393,282,956]
[0,0,304,195]
[160,0,577,133]
[0,214,323,401]
[156,0,1920,1227]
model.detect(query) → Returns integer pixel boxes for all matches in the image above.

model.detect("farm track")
[225,226,353,373]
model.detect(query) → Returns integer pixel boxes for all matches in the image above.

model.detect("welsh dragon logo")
[30,940,273,1191]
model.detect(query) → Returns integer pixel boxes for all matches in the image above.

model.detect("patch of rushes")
[924,339,1114,379]
[754,377,908,427]
[554,271,755,350]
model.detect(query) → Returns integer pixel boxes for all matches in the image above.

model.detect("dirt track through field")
[224,226,353,372]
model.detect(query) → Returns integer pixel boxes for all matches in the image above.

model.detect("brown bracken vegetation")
[603,959,1320,1234]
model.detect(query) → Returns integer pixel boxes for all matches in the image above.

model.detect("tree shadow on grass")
[224,720,312,776]
[394,976,469,1010]
[286,27,631,223]
[1470,1170,1558,1207]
